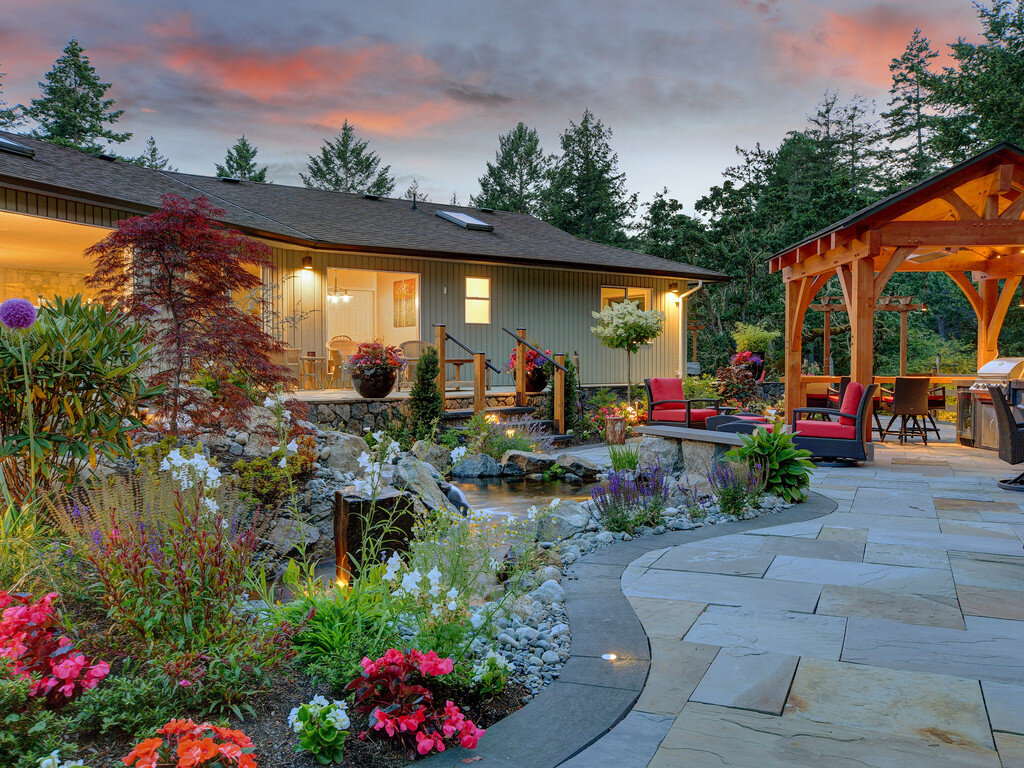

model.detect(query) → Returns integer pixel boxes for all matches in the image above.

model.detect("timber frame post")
[434,324,447,396]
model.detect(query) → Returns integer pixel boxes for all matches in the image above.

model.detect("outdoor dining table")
[300,356,328,389]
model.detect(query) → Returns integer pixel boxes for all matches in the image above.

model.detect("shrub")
[345,649,484,755]
[715,364,759,409]
[726,427,814,503]
[408,347,444,442]
[591,466,670,532]
[0,295,158,506]
[232,436,317,508]
[607,443,640,471]
[123,719,256,768]
[542,358,583,434]
[48,470,296,716]
[0,681,69,768]
[288,696,350,764]
[0,502,66,596]
[731,322,780,360]
[72,672,175,739]
[682,374,720,400]
[591,300,665,398]
[706,461,763,517]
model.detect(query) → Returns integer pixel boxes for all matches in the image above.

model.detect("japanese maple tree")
[87,194,288,434]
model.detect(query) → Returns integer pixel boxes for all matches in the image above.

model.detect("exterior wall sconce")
[302,255,313,270]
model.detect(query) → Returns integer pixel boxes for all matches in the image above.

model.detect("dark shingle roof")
[0,131,727,281]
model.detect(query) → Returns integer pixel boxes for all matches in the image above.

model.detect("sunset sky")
[0,0,981,209]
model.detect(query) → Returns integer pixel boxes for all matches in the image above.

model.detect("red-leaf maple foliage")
[86,194,290,434]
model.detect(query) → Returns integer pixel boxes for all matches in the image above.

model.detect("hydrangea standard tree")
[591,300,665,401]
[86,194,289,435]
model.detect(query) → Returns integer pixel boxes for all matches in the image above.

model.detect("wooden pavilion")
[770,142,1024,421]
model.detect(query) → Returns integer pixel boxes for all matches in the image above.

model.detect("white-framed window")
[465,276,491,324]
[601,285,652,310]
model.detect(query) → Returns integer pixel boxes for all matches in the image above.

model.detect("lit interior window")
[465,277,490,324]
[601,285,651,310]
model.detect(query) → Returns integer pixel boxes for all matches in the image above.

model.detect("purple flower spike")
[0,298,37,330]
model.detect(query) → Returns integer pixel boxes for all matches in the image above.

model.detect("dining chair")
[879,377,931,444]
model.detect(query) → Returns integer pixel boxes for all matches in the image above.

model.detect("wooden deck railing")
[432,324,501,415]
[501,327,568,434]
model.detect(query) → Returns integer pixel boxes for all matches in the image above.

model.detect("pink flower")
[415,731,445,755]
[178,679,193,687]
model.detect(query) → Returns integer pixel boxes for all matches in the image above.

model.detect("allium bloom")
[0,297,36,329]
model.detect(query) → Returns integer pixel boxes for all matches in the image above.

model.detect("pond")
[451,477,596,519]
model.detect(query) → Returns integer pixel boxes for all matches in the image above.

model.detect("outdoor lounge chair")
[644,377,723,429]
[790,381,879,462]
[707,412,774,435]
[988,385,1024,491]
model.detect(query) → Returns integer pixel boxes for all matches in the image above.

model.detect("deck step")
[441,406,535,421]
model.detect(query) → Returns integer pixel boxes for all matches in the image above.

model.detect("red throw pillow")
[839,381,863,426]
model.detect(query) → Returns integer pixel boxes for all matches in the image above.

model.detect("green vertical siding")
[270,247,688,386]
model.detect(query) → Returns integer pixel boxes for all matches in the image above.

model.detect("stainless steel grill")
[959,358,1024,449]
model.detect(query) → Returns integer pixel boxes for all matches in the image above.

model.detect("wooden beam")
[987,275,1022,343]
[850,259,875,441]
[873,246,914,302]
[941,191,981,221]
[784,279,804,420]
[781,239,868,280]
[878,219,1024,248]
[473,351,486,416]
[1000,192,1024,221]
[990,164,1016,196]
[835,264,853,311]
[553,353,566,435]
[978,278,999,367]
[900,310,909,376]
[515,328,527,407]
[946,271,983,317]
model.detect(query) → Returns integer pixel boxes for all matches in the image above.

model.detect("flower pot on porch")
[516,368,549,393]
[604,415,627,445]
[352,368,398,399]
[745,360,765,382]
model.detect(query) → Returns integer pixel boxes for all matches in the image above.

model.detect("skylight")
[0,136,34,158]
[435,210,494,232]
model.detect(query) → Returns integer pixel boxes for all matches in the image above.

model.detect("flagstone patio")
[563,435,1024,768]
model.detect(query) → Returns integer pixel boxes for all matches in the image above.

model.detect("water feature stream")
[451,477,596,519]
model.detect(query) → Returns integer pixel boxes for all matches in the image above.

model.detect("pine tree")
[408,347,443,440]
[0,67,21,129]
[125,136,176,171]
[540,109,637,246]
[24,39,130,151]
[636,189,708,263]
[300,120,395,195]
[403,177,428,202]
[215,136,268,182]
[882,28,940,186]
[471,122,550,214]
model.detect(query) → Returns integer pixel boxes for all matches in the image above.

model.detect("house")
[0,130,727,388]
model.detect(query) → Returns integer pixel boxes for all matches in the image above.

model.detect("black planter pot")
[352,368,398,398]
[745,361,765,382]
[517,368,549,393]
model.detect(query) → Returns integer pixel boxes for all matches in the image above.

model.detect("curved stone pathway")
[564,437,1024,768]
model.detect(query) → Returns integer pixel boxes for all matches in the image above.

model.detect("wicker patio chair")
[879,377,931,445]
[988,385,1024,491]
[268,347,301,383]
[644,377,723,429]
[326,340,358,388]
[791,381,879,462]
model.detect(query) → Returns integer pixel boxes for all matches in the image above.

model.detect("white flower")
[311,694,330,708]
[384,552,402,581]
[450,446,467,463]
[357,452,373,469]
[262,395,277,409]
[400,570,421,596]
[447,599,459,611]
[326,707,350,730]
[285,440,299,454]
[425,567,442,591]
[550,497,561,509]
[371,430,384,443]
[446,587,458,599]
[287,707,302,732]
[37,752,61,768]
[431,604,442,617]
[278,457,287,468]
[350,479,372,497]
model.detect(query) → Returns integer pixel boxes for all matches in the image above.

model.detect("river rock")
[637,436,680,472]
[533,579,565,605]
[266,518,320,556]
[451,453,502,477]
[411,441,453,474]
[392,457,458,514]
[534,565,562,584]
[318,430,369,473]
[554,453,602,480]
[501,450,556,475]
[535,499,591,541]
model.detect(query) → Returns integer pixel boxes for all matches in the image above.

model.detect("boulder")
[637,437,680,472]
[318,431,369,474]
[266,518,320,556]
[532,579,565,605]
[555,453,603,480]
[411,440,453,474]
[392,457,458,514]
[501,450,556,475]
[451,453,502,478]
[534,565,562,585]
[535,499,592,541]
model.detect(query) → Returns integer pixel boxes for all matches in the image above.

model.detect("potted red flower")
[348,341,406,398]
[505,346,553,393]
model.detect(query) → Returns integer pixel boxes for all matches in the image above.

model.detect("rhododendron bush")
[345,648,485,755]
[0,591,108,705]
[123,719,256,768]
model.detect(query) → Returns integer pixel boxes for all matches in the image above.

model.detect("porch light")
[302,255,313,270]
[668,282,679,294]
[341,290,351,302]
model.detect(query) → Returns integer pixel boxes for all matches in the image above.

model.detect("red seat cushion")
[928,396,945,408]
[794,420,856,439]
[652,408,718,424]
[882,395,895,404]
[735,414,765,421]
[838,381,863,426]
[648,378,685,417]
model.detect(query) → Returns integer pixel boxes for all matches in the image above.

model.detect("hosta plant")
[725,427,814,503]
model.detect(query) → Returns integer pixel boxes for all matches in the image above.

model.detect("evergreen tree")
[403,177,428,202]
[125,136,176,171]
[927,0,1024,159]
[541,109,637,246]
[0,67,21,129]
[215,136,268,182]
[471,122,550,214]
[24,39,130,151]
[882,28,940,186]
[408,347,443,440]
[300,120,395,195]
[636,189,708,263]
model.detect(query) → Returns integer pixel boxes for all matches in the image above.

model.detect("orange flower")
[237,754,257,768]
[160,718,201,737]
[122,737,163,768]
[211,726,253,747]
[177,736,219,768]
